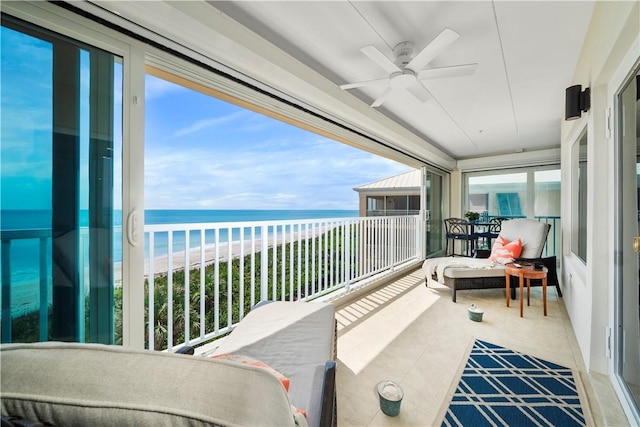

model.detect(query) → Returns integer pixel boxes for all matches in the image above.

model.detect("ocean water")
[2,209,358,260]
[1,209,358,315]
[142,210,359,261]
[144,209,358,225]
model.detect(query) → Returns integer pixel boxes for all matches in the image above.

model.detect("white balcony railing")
[1,215,562,349]
[0,216,420,348]
[144,215,421,350]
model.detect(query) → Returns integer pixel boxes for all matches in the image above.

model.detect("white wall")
[560,1,639,375]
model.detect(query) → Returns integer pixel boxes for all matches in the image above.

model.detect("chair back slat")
[444,218,479,256]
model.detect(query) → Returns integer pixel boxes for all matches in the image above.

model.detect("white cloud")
[173,111,248,137]
[143,133,414,210]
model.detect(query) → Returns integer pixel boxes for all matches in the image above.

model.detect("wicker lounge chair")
[424,219,556,302]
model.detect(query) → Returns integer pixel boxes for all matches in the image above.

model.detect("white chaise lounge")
[423,219,553,302]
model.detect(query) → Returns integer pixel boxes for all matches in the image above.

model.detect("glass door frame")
[421,166,447,258]
[2,2,147,348]
[611,36,640,424]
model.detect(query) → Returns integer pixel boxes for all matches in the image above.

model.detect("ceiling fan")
[340,28,478,108]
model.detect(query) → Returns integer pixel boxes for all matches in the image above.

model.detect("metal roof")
[354,169,420,193]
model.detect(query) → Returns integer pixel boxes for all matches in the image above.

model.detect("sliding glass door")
[425,171,444,256]
[615,67,640,418]
[0,16,123,344]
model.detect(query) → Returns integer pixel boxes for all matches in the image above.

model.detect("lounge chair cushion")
[442,265,506,278]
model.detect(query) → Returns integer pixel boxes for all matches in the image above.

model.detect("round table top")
[504,262,548,278]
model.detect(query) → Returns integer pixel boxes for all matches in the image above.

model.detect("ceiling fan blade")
[406,28,459,72]
[340,77,389,90]
[371,86,395,107]
[360,45,401,74]
[418,63,478,80]
[407,82,434,103]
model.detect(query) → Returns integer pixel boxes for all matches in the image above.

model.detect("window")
[465,167,561,257]
[467,172,527,219]
[571,130,588,263]
[366,196,385,215]
[1,17,123,344]
[365,195,419,216]
[408,195,420,212]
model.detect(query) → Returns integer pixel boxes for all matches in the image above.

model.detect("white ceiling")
[78,0,596,167]
[210,1,595,160]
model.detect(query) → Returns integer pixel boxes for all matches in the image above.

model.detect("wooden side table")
[504,263,548,317]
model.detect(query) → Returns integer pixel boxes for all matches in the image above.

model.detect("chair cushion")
[1,342,297,426]
[443,265,506,278]
[212,302,334,427]
[499,219,549,258]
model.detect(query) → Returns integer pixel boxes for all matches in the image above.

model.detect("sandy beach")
[114,228,330,281]
[145,239,264,276]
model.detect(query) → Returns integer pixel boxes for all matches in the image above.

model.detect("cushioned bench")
[1,301,336,427]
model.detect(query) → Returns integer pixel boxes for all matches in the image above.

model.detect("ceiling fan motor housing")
[390,70,417,89]
[393,41,414,67]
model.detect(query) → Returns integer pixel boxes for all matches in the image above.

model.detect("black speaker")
[565,85,590,120]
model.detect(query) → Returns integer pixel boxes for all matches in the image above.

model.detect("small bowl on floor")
[468,304,484,322]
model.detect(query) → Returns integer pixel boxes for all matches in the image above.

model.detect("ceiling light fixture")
[565,84,590,120]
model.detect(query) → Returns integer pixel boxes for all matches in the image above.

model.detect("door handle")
[633,237,640,253]
[126,209,140,247]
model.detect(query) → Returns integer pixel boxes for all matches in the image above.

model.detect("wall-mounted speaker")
[565,84,590,121]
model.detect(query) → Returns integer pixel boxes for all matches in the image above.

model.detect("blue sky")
[1,25,413,211]
[143,74,412,210]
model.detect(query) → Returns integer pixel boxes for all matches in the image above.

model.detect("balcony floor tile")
[335,267,628,426]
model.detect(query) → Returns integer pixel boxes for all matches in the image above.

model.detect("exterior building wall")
[358,194,367,217]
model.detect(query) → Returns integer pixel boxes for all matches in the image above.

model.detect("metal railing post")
[261,225,268,302]
[344,221,351,292]
[1,238,12,343]
[39,237,49,341]
[147,232,155,350]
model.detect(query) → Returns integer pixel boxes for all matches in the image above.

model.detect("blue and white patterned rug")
[440,339,589,426]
